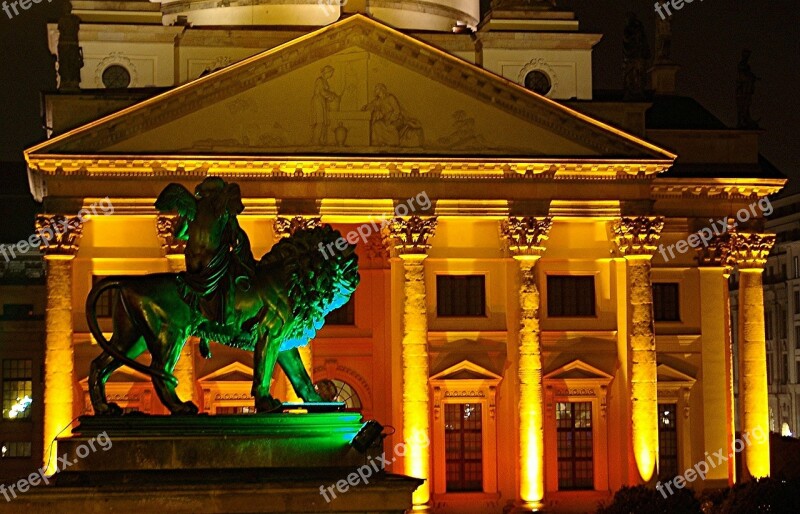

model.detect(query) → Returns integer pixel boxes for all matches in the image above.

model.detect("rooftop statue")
[86,178,359,414]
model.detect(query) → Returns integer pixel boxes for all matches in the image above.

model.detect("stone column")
[156,215,195,404]
[35,214,83,475]
[502,216,552,512]
[388,215,437,511]
[613,216,664,483]
[730,232,775,480]
[696,233,737,484]
[274,216,321,401]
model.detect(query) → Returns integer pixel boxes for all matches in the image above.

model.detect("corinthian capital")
[695,232,734,271]
[34,214,83,256]
[728,232,775,269]
[612,216,665,257]
[274,216,321,238]
[387,216,438,255]
[156,215,186,256]
[501,216,552,258]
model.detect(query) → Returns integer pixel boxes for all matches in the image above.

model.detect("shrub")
[715,477,800,514]
[596,485,702,514]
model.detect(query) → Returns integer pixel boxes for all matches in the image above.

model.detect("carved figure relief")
[361,83,424,147]
[310,65,341,145]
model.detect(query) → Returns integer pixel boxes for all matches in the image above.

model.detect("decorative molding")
[34,214,84,256]
[362,231,390,268]
[26,158,672,179]
[695,231,734,270]
[387,216,437,255]
[517,57,559,98]
[728,232,776,269]
[93,52,139,88]
[612,216,665,257]
[156,214,186,256]
[273,216,321,238]
[501,216,552,257]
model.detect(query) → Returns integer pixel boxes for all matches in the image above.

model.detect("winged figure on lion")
[85,177,359,415]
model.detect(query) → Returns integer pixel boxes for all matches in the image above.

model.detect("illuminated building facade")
[16,2,786,512]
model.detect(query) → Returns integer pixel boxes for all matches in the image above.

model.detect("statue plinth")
[1,412,422,513]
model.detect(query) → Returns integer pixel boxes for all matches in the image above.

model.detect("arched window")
[316,379,362,411]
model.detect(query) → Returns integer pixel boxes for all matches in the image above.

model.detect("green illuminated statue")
[86,178,359,414]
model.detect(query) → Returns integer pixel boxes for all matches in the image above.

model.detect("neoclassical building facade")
[16,3,786,513]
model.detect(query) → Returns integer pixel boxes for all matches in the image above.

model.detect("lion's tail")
[86,278,178,387]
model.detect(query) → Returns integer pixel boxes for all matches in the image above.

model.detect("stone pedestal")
[0,412,422,513]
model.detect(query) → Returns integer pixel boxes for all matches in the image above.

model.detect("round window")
[524,70,552,96]
[102,65,131,89]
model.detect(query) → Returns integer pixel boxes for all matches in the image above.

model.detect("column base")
[511,500,546,513]
[410,504,433,513]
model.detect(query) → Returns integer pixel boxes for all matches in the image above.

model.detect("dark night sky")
[0,0,798,241]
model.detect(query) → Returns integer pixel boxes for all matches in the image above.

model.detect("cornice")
[652,178,785,199]
[26,156,672,180]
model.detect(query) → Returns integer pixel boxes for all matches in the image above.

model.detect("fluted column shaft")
[730,232,774,480]
[517,256,544,509]
[613,216,663,484]
[500,216,551,512]
[738,269,769,478]
[627,255,658,482]
[43,257,76,474]
[401,254,431,505]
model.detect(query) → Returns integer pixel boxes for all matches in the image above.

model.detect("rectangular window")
[2,360,32,420]
[556,402,593,490]
[653,283,680,322]
[1,442,31,458]
[93,276,114,318]
[765,311,773,340]
[779,309,787,339]
[444,403,483,492]
[796,361,800,385]
[794,256,799,278]
[437,275,486,317]
[658,403,679,479]
[325,296,356,326]
[548,276,596,317]
[1,304,34,320]
[796,326,800,350]
[783,355,790,385]
[767,353,774,385]
[795,291,800,315]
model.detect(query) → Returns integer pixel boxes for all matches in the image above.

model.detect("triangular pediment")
[198,362,253,382]
[656,364,696,384]
[430,360,502,382]
[544,360,613,381]
[27,16,673,161]
[78,366,151,384]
